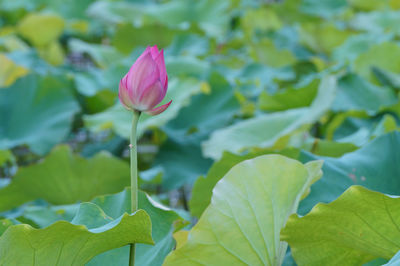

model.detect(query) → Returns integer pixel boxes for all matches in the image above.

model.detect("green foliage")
[282,186,400,265]
[203,76,336,159]
[0,145,130,212]
[333,74,397,113]
[0,75,80,154]
[0,208,153,265]
[89,189,184,266]
[385,251,400,266]
[17,13,64,47]
[189,148,300,218]
[165,155,322,265]
[298,132,400,215]
[1,0,400,264]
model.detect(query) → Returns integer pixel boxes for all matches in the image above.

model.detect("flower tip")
[146,100,172,116]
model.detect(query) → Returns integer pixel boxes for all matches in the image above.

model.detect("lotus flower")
[119,45,171,115]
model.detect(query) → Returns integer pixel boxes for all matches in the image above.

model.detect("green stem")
[129,110,140,266]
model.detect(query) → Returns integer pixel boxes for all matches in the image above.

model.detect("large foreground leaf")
[0,74,80,154]
[0,145,130,212]
[282,186,400,266]
[0,207,153,265]
[164,154,322,265]
[0,219,15,236]
[202,76,336,159]
[189,148,300,218]
[88,189,184,266]
[2,188,182,266]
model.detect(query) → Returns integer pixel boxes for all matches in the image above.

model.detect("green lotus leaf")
[332,73,397,113]
[354,42,400,82]
[0,145,130,212]
[189,148,300,218]
[88,189,184,266]
[282,186,400,266]
[298,132,400,214]
[165,154,322,265]
[203,75,336,159]
[0,206,153,266]
[17,13,64,47]
[0,74,80,154]
[385,251,400,266]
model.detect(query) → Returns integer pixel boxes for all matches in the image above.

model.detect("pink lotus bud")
[119,45,171,115]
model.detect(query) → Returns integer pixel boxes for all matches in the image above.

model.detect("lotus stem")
[129,110,140,266]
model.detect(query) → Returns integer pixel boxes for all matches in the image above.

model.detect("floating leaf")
[372,67,400,90]
[282,186,400,266]
[203,76,336,159]
[242,8,283,36]
[301,138,358,158]
[299,0,347,18]
[348,0,390,11]
[112,23,178,54]
[17,13,64,47]
[0,145,130,212]
[18,204,80,229]
[299,23,352,54]
[155,138,213,190]
[155,73,239,190]
[0,54,28,87]
[350,10,400,35]
[332,73,397,113]
[165,155,322,265]
[333,33,392,63]
[87,0,230,38]
[354,42,400,81]
[37,41,65,65]
[165,73,239,137]
[0,74,80,154]
[371,114,399,138]
[68,39,123,68]
[251,39,297,68]
[298,132,400,214]
[258,78,319,111]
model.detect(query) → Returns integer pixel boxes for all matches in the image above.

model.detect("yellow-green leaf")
[282,186,400,266]
[164,155,322,266]
[18,13,64,46]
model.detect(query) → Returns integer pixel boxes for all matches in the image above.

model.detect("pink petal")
[146,100,172,116]
[138,80,164,110]
[118,79,134,110]
[150,45,160,59]
[126,52,160,103]
[154,49,168,90]
[125,47,151,88]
